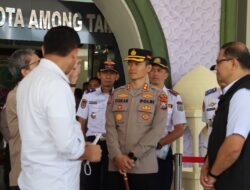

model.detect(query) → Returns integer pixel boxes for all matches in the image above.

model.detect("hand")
[67,60,81,85]
[114,154,135,174]
[80,144,102,162]
[200,164,216,190]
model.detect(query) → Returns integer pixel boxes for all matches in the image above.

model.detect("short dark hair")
[43,26,81,56]
[222,41,250,70]
[89,77,101,84]
[8,49,36,82]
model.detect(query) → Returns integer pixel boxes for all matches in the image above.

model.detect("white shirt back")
[17,59,85,190]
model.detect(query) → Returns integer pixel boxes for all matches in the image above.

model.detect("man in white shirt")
[149,56,186,190]
[200,42,250,190]
[16,26,101,190]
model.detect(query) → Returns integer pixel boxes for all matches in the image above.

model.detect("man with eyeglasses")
[200,42,250,190]
[6,49,40,190]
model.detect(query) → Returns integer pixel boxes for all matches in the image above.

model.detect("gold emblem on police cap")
[131,49,137,56]
[154,58,161,64]
[91,112,96,119]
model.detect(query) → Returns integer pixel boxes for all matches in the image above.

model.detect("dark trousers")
[107,171,158,190]
[157,147,173,190]
[3,144,10,190]
[9,186,20,190]
[81,136,108,190]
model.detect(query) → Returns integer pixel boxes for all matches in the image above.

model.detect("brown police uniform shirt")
[6,86,21,186]
[105,83,167,173]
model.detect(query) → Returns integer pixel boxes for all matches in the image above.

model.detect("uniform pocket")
[137,104,154,125]
[112,103,128,125]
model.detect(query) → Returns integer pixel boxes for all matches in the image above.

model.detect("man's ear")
[70,48,79,62]
[41,45,45,56]
[115,74,120,81]
[147,64,152,72]
[232,58,240,70]
[20,68,29,77]
[97,71,101,79]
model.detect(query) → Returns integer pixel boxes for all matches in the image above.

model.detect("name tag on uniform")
[89,101,97,104]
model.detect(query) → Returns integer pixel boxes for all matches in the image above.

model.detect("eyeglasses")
[216,58,232,65]
[29,59,40,66]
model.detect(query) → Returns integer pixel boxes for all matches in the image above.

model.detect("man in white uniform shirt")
[77,60,119,190]
[149,57,186,190]
[16,26,101,190]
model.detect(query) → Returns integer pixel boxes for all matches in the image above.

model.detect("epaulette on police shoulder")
[169,89,179,96]
[86,88,96,94]
[205,87,217,96]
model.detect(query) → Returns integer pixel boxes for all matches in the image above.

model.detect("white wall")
[150,0,221,84]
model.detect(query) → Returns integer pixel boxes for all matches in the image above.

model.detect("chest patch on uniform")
[160,102,168,110]
[177,101,184,111]
[142,113,150,120]
[115,113,123,121]
[117,104,123,110]
[206,107,216,111]
[142,93,153,99]
[89,101,97,104]
[81,99,87,109]
[209,102,216,107]
[118,93,129,99]
[140,99,154,104]
[91,112,96,119]
[159,93,168,103]
[141,105,151,111]
[115,99,128,103]
[168,104,173,108]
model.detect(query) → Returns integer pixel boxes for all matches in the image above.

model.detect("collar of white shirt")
[40,58,70,84]
[223,79,238,94]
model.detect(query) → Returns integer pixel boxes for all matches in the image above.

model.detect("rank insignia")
[177,102,184,111]
[142,113,150,120]
[81,99,87,109]
[143,83,149,90]
[141,105,151,111]
[142,93,153,99]
[117,104,123,110]
[116,113,123,121]
[91,112,96,119]
[118,93,129,99]
[89,101,97,104]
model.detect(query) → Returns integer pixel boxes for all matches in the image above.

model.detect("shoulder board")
[113,85,126,93]
[169,89,179,96]
[205,87,217,96]
[86,88,96,94]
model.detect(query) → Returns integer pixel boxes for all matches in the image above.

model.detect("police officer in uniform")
[105,49,167,190]
[77,60,119,190]
[149,57,186,190]
[200,87,222,154]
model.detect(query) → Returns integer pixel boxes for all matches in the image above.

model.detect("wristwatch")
[128,152,137,161]
[208,170,219,179]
